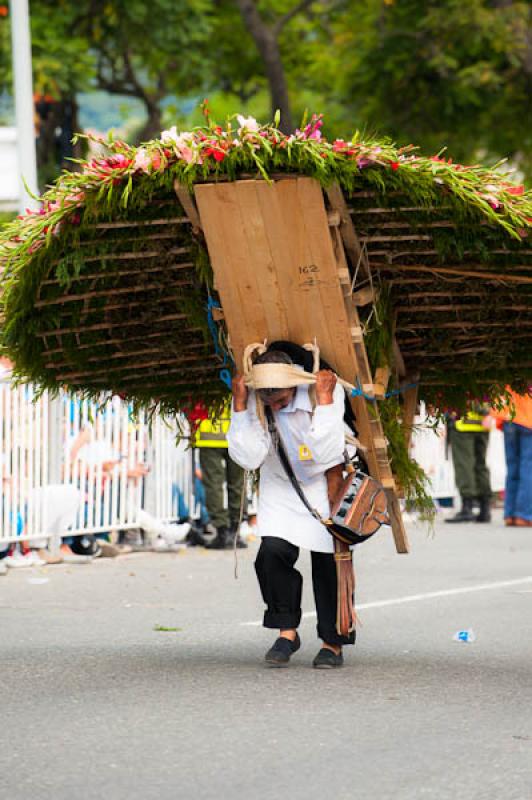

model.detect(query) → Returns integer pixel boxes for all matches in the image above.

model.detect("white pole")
[10,0,39,212]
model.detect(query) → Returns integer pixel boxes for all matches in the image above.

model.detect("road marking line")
[240,576,532,626]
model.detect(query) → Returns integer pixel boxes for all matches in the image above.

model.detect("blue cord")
[206,296,234,388]
[219,369,233,390]
[351,380,418,401]
[384,382,418,399]
[351,380,376,402]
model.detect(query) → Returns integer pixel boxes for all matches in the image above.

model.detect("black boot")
[204,526,228,549]
[445,497,475,523]
[185,524,207,547]
[225,526,248,549]
[475,496,492,523]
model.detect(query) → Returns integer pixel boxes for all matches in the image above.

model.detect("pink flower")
[178,145,195,164]
[294,113,323,141]
[86,154,132,175]
[110,154,131,169]
[333,139,347,152]
[482,193,500,209]
[65,190,85,204]
[133,148,151,174]
[28,238,45,254]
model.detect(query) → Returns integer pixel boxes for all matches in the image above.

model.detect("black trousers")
[255,536,356,647]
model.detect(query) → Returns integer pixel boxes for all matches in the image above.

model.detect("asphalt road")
[1,510,531,800]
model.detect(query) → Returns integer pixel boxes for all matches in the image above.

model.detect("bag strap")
[265,407,329,528]
[265,407,380,546]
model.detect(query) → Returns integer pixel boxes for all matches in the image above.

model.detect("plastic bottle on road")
[453,628,476,643]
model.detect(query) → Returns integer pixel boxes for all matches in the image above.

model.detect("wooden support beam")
[88,217,188,230]
[372,262,532,285]
[35,279,193,308]
[326,183,371,284]
[327,193,409,555]
[374,366,391,399]
[352,286,375,307]
[35,313,190,338]
[393,338,406,378]
[402,382,419,450]
[174,180,202,233]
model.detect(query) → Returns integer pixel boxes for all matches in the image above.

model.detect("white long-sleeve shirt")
[227,384,345,553]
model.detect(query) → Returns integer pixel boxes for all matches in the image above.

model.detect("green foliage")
[2,0,530,187]
[0,115,530,421]
[378,399,436,521]
[333,0,532,178]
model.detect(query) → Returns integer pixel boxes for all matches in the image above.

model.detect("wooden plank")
[174,180,202,232]
[372,262,532,284]
[255,178,331,356]
[402,383,419,450]
[236,181,290,344]
[327,189,410,554]
[195,177,409,553]
[298,179,354,376]
[393,338,407,378]
[374,366,391,399]
[352,286,375,306]
[194,182,268,363]
[385,490,409,554]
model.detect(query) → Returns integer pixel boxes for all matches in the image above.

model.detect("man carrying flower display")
[227,349,355,670]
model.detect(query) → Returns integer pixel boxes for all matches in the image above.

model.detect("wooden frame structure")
[194,176,409,553]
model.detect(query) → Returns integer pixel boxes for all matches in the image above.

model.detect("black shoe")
[225,528,248,549]
[204,526,227,550]
[312,647,344,669]
[445,497,475,523]
[475,497,492,523]
[265,633,301,667]
[70,535,101,557]
[185,525,207,547]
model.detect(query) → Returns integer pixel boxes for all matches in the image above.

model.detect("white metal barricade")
[144,414,195,522]
[0,379,193,547]
[0,378,508,548]
[1,380,49,542]
[411,408,506,499]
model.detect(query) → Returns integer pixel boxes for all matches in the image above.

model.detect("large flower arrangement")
[1,111,530,515]
[2,110,530,271]
[0,110,531,416]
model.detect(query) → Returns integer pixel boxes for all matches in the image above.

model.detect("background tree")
[332,0,532,175]
[74,0,212,141]
[0,0,530,184]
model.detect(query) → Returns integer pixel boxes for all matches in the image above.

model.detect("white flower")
[236,115,260,135]
[161,126,180,144]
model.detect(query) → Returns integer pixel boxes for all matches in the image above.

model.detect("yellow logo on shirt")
[299,445,313,461]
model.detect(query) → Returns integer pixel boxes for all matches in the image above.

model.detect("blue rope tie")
[206,296,233,389]
[350,381,376,402]
[351,380,418,401]
[384,381,419,399]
